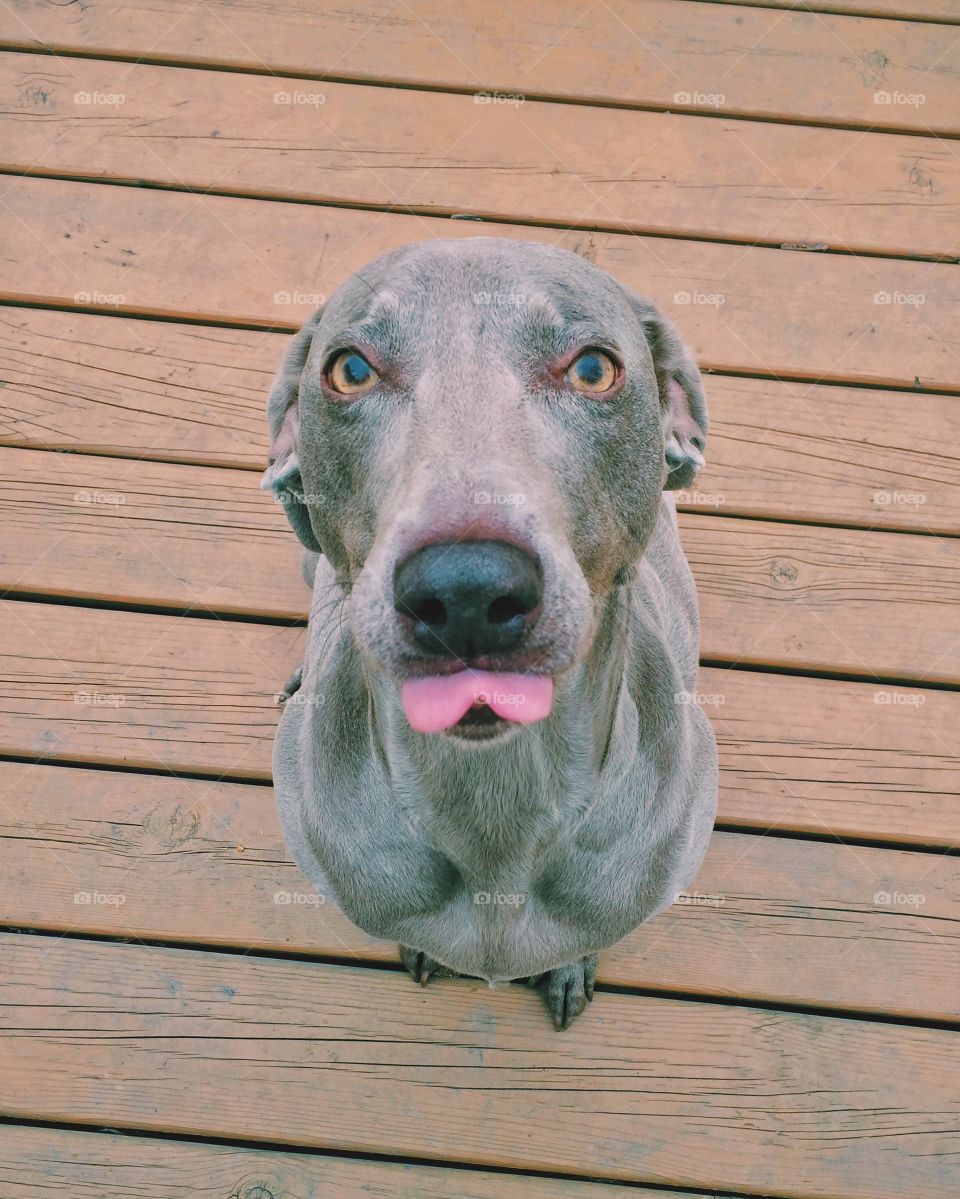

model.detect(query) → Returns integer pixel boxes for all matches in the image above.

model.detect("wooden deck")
[0,2,958,1195]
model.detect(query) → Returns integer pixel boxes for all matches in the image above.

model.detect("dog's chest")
[411,802,595,978]
[421,795,562,889]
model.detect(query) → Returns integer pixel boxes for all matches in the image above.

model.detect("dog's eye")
[567,350,619,393]
[327,350,379,396]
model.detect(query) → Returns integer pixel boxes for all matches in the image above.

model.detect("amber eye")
[327,350,379,396]
[567,349,619,393]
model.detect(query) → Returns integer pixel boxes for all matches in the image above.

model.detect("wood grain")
[0,307,275,467]
[0,447,299,614]
[2,933,958,1197]
[0,0,955,131]
[2,451,957,680]
[685,513,960,682]
[0,599,301,778]
[0,1125,693,1199]
[1,176,957,390]
[2,761,957,1019]
[710,0,959,20]
[2,307,958,534]
[0,601,955,845]
[4,52,957,257]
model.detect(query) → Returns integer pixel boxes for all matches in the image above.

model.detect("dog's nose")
[394,540,542,661]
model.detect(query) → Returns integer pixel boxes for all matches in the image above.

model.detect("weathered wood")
[1,176,956,390]
[686,513,960,682]
[0,601,955,845]
[0,1124,692,1199]
[712,665,960,846]
[0,0,954,130]
[0,447,299,615]
[1,934,958,1197]
[2,308,958,534]
[4,52,957,257]
[0,599,301,778]
[2,452,957,680]
[690,373,960,533]
[712,0,958,19]
[2,761,956,1019]
[0,307,274,467]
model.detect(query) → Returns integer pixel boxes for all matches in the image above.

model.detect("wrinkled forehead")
[314,239,639,359]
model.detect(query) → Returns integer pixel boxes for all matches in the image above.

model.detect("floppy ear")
[260,309,324,552]
[622,289,708,491]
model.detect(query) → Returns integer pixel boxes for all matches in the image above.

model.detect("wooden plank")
[1,176,957,391]
[2,451,957,681]
[2,934,958,1198]
[0,447,300,616]
[4,54,958,258]
[712,665,960,845]
[0,1125,687,1199]
[0,307,274,468]
[2,308,958,534]
[688,373,960,533]
[0,600,301,779]
[0,601,955,846]
[710,0,960,21]
[2,761,957,1020]
[0,0,955,131]
[686,514,960,682]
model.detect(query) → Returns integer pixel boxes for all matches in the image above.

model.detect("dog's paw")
[528,954,597,1030]
[399,945,458,987]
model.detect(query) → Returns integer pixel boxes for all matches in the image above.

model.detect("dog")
[262,238,718,1029]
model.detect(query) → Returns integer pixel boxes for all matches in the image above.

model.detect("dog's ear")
[622,289,708,491]
[260,309,324,552]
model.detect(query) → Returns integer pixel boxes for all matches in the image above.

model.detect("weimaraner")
[262,238,718,1029]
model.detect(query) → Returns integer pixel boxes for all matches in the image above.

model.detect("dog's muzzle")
[393,539,553,733]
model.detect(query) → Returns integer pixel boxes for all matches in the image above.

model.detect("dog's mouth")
[400,670,554,735]
[450,700,509,741]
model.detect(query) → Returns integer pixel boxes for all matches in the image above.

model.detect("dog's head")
[263,238,707,741]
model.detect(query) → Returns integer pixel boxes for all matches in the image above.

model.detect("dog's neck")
[369,583,633,869]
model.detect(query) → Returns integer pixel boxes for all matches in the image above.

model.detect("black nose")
[394,540,542,661]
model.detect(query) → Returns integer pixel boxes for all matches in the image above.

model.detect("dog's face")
[264,239,706,740]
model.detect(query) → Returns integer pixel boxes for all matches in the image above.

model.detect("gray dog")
[263,238,718,1029]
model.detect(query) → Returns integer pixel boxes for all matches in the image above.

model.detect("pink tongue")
[401,670,553,734]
